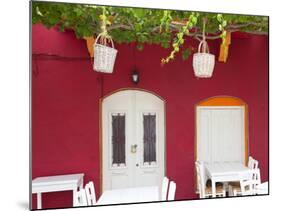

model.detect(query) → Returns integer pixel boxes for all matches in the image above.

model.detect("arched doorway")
[101,89,166,192]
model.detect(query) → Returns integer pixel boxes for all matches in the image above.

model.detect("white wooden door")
[197,106,245,164]
[102,90,165,191]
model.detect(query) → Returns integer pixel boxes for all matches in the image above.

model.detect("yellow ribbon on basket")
[218,31,231,63]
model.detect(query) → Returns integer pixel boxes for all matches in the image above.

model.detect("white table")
[204,162,251,197]
[97,186,159,205]
[32,173,84,209]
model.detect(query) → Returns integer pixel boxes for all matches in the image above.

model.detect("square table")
[204,162,251,197]
[32,173,84,209]
[97,186,159,205]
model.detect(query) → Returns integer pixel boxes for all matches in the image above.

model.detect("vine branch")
[107,23,268,40]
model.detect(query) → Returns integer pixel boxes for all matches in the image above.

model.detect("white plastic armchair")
[195,161,226,198]
[168,181,176,201]
[85,181,97,205]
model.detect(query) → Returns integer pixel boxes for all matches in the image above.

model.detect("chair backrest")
[195,161,207,198]
[161,177,169,200]
[248,156,259,170]
[251,168,261,192]
[240,180,254,196]
[248,157,260,191]
[248,156,254,169]
[168,181,176,200]
[74,189,88,206]
[85,181,96,205]
[252,159,259,170]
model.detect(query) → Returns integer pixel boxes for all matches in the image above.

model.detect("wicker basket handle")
[95,33,115,49]
[198,40,209,53]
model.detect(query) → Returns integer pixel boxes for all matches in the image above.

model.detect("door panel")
[135,91,164,188]
[102,91,134,190]
[102,90,165,191]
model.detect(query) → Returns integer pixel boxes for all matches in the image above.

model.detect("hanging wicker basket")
[193,40,215,78]
[93,34,118,73]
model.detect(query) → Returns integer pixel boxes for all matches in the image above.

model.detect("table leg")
[73,189,77,207]
[212,180,216,198]
[37,193,42,209]
[79,176,83,190]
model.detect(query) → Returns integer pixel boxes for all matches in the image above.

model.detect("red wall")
[32,24,268,209]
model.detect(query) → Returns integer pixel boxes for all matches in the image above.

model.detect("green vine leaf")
[182,48,191,60]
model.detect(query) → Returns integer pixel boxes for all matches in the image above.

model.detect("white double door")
[102,90,165,191]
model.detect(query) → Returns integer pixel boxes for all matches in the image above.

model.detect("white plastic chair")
[85,181,97,205]
[161,177,169,200]
[74,189,88,206]
[167,181,176,201]
[195,161,226,198]
[229,168,261,196]
[229,156,259,194]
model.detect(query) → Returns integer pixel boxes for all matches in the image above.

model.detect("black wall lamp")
[131,68,139,84]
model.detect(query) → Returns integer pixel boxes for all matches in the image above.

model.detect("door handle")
[131,144,137,153]
[136,163,139,167]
